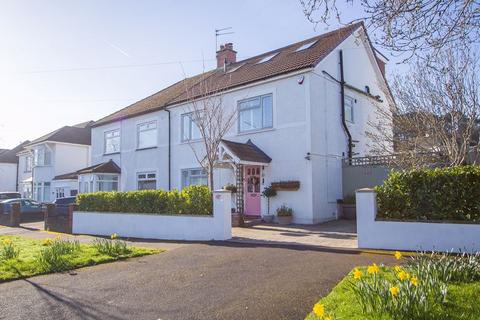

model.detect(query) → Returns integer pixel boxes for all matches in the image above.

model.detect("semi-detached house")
[70,23,391,224]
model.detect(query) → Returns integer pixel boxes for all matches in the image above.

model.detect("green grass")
[305,267,480,320]
[0,235,160,282]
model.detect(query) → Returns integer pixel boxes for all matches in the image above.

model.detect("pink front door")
[244,166,261,216]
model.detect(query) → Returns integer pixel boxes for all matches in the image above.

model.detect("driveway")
[0,241,393,320]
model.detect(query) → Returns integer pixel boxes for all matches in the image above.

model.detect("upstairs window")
[181,113,202,142]
[238,94,273,133]
[33,146,51,166]
[137,172,156,190]
[25,156,32,172]
[137,121,157,149]
[345,96,354,123]
[181,168,207,188]
[104,129,120,154]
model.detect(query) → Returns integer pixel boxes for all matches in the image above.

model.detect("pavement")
[0,220,386,320]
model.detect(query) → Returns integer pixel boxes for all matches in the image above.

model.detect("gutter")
[165,109,171,190]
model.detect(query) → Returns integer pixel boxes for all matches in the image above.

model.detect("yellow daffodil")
[353,268,362,280]
[324,316,333,320]
[111,233,118,240]
[42,238,53,246]
[2,239,12,245]
[389,286,399,297]
[367,263,379,274]
[313,303,325,317]
[410,277,419,287]
[398,270,409,281]
[394,265,402,273]
[394,251,402,260]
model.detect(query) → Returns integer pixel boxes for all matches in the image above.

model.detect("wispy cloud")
[106,41,130,58]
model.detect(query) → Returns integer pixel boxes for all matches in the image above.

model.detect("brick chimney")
[216,43,237,68]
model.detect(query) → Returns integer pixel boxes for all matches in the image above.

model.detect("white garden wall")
[356,189,480,252]
[72,190,232,241]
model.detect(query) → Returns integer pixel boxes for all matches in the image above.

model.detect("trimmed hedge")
[77,185,212,215]
[375,166,480,222]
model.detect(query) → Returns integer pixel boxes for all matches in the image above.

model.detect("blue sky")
[0,0,399,149]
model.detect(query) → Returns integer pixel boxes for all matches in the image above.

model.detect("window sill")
[136,146,158,151]
[103,152,121,156]
[237,127,275,136]
[180,139,203,145]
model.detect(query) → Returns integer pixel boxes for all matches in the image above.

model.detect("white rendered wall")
[73,190,232,241]
[0,163,17,191]
[357,189,480,252]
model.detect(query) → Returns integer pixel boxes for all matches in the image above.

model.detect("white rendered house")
[81,23,391,224]
[0,141,30,192]
[16,122,93,202]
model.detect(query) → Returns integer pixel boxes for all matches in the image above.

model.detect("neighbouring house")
[16,121,93,202]
[76,23,391,224]
[0,141,31,192]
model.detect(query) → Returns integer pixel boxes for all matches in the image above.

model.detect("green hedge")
[375,166,480,222]
[77,185,212,215]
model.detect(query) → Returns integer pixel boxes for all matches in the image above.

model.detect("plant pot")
[276,215,293,225]
[232,213,241,227]
[342,204,356,220]
[262,215,274,223]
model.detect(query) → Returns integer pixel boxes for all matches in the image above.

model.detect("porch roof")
[220,139,272,165]
[76,159,121,175]
[53,172,79,181]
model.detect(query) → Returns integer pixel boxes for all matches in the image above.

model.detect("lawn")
[0,235,160,282]
[305,266,480,320]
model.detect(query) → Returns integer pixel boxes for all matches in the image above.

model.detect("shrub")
[375,166,480,222]
[77,185,212,215]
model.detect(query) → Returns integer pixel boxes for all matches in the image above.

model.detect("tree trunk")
[208,166,214,192]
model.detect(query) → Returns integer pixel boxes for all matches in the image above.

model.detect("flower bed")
[306,251,480,320]
[0,235,159,282]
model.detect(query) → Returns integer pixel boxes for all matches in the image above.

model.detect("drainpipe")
[339,50,353,162]
[165,109,171,190]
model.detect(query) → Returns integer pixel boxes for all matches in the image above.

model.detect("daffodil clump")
[312,302,335,320]
[0,238,20,260]
[93,233,131,257]
[348,251,449,319]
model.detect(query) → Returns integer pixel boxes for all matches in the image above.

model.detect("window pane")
[182,115,190,141]
[239,107,262,132]
[105,130,120,153]
[138,128,156,149]
[191,120,201,140]
[138,180,156,190]
[262,95,273,127]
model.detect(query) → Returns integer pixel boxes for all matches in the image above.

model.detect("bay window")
[238,94,273,133]
[33,182,51,202]
[137,121,157,149]
[96,175,119,192]
[33,146,51,166]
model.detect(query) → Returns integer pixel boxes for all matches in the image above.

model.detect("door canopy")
[218,139,272,166]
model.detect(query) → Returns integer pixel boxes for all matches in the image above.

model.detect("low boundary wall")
[72,190,232,241]
[356,189,480,252]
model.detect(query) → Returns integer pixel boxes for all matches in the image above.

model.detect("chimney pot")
[216,43,237,69]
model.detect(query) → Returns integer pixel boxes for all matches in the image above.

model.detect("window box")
[271,181,300,191]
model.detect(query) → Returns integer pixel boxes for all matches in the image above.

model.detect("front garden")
[306,251,480,319]
[0,235,159,281]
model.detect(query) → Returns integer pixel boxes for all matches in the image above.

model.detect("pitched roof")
[0,141,31,164]
[93,23,364,127]
[53,172,79,180]
[221,139,272,164]
[26,122,93,147]
[76,159,121,175]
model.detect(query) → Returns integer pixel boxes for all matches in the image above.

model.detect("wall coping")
[74,211,213,218]
[375,217,480,225]
[356,188,376,193]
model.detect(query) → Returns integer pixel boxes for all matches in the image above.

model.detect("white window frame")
[33,182,51,202]
[33,146,52,167]
[181,112,202,142]
[137,171,157,190]
[55,187,65,199]
[237,93,273,133]
[137,120,157,149]
[345,96,354,123]
[25,156,32,172]
[96,174,119,192]
[104,129,121,154]
[181,168,208,189]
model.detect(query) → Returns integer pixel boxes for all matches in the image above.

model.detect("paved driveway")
[0,241,393,320]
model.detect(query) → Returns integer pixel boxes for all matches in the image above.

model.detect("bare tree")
[300,0,480,62]
[183,72,237,191]
[367,48,480,168]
